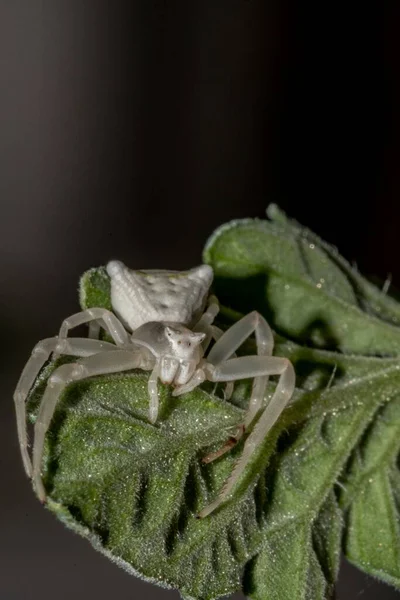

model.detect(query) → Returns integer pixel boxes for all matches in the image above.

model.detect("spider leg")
[210,326,235,400]
[148,360,161,424]
[201,425,245,464]
[53,308,129,360]
[193,295,219,352]
[32,349,141,502]
[171,368,206,397]
[193,295,219,331]
[14,337,117,478]
[88,319,102,339]
[203,312,274,463]
[199,354,295,518]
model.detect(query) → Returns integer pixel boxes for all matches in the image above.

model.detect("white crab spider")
[14,261,295,518]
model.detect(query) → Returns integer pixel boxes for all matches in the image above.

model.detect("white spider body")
[107,261,211,389]
[14,261,295,519]
[107,260,213,330]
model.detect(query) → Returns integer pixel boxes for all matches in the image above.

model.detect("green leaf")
[246,492,342,600]
[203,206,400,354]
[268,204,400,327]
[27,335,400,598]
[246,520,327,600]
[312,491,343,595]
[24,209,400,599]
[340,395,400,587]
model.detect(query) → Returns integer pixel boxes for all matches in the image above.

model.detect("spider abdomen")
[107,261,213,331]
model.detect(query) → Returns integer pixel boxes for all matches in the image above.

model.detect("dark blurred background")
[1,2,399,598]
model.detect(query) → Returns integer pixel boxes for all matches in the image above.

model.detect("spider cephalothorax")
[14,261,295,518]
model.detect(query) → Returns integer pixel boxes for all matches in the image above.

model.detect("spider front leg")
[14,337,118,478]
[199,354,295,518]
[202,311,274,463]
[32,349,142,502]
[192,296,235,400]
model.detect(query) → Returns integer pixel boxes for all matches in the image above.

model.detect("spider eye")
[187,342,191,347]
[178,340,182,344]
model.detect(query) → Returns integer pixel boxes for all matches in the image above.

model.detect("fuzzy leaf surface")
[246,492,342,600]
[203,206,400,355]
[27,326,400,597]
[340,395,400,587]
[268,204,400,327]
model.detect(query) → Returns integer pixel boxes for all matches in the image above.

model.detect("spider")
[14,261,295,518]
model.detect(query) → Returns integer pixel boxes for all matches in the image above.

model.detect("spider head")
[164,325,205,360]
